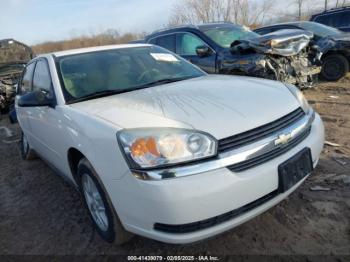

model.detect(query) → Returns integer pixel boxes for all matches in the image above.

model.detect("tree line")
[32,0,349,54]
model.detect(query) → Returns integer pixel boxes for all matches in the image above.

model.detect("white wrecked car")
[16,44,324,244]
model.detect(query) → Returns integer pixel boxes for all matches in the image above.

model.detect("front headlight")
[285,83,311,114]
[117,128,217,169]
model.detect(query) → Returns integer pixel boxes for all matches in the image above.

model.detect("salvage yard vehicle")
[16,44,324,244]
[310,6,350,32]
[0,39,34,118]
[143,23,322,89]
[255,21,350,81]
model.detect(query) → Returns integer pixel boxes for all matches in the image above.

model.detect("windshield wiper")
[137,76,196,88]
[68,88,135,104]
[68,76,197,104]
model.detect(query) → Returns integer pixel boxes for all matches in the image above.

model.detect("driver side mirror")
[18,90,55,108]
[196,45,212,57]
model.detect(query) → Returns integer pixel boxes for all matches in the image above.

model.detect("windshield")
[297,21,342,37]
[57,46,205,103]
[201,25,259,48]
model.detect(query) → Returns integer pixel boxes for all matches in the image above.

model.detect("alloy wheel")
[82,174,109,232]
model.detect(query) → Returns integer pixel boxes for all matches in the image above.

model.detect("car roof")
[257,21,313,29]
[48,44,152,58]
[312,6,350,16]
[146,22,237,38]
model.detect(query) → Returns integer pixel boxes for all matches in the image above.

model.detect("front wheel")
[78,158,133,244]
[321,54,349,81]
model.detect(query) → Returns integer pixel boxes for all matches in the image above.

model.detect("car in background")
[310,6,350,32]
[255,21,350,81]
[143,23,322,89]
[0,38,34,120]
[16,44,324,244]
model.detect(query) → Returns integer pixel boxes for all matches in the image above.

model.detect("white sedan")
[16,44,324,244]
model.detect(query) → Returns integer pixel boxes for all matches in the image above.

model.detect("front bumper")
[106,113,324,244]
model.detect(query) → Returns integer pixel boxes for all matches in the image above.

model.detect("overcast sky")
[0,0,344,45]
[0,0,177,45]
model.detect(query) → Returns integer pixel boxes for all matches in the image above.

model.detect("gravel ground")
[0,78,349,257]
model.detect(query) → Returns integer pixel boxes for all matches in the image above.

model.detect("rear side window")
[314,14,335,26]
[314,11,350,28]
[33,60,53,95]
[20,62,36,94]
[154,34,176,52]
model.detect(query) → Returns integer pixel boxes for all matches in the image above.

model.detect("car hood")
[330,32,350,41]
[69,75,300,139]
[231,29,313,56]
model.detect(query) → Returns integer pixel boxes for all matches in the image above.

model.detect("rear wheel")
[78,158,133,244]
[321,54,349,81]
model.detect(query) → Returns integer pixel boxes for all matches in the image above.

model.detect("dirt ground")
[0,78,349,257]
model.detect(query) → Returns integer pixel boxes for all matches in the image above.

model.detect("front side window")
[20,62,36,94]
[177,33,208,56]
[201,25,259,48]
[33,60,53,95]
[314,14,334,26]
[334,11,350,27]
[57,46,205,103]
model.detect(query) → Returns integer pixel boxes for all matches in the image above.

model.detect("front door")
[26,59,65,169]
[176,32,216,73]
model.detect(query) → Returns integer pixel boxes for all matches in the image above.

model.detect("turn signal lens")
[131,137,160,157]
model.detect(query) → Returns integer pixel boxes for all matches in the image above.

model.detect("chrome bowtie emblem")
[275,133,292,146]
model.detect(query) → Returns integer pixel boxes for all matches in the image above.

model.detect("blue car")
[142,23,322,88]
[310,7,350,32]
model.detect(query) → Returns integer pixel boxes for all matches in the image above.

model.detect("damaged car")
[143,23,322,88]
[0,39,34,116]
[255,21,350,81]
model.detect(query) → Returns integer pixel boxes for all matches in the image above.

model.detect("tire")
[321,54,349,81]
[20,132,37,160]
[78,158,134,244]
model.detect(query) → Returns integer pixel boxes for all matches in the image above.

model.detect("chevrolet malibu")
[15,44,324,244]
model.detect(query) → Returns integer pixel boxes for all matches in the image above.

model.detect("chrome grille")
[227,126,311,172]
[218,108,305,153]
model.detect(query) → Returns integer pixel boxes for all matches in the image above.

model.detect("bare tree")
[292,0,312,20]
[168,0,274,27]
